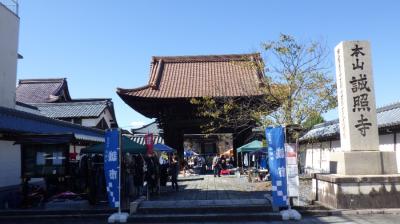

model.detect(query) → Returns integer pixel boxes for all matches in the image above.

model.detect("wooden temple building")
[117,53,274,158]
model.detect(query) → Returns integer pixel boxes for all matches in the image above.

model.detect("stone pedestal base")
[329,151,397,175]
[312,174,400,209]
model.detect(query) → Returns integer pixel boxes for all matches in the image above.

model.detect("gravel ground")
[297,177,313,206]
[245,174,313,207]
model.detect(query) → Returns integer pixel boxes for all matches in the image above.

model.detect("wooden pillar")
[163,125,184,158]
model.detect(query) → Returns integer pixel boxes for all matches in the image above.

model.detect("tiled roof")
[16,78,72,103]
[31,100,110,118]
[126,134,164,145]
[131,122,163,134]
[117,53,264,99]
[300,102,400,141]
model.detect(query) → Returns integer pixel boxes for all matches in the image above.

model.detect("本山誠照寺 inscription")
[335,41,379,151]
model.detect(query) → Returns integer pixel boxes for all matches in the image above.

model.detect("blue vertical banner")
[266,126,288,207]
[104,129,120,208]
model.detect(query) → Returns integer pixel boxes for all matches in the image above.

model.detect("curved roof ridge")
[31,100,108,106]
[18,78,66,84]
[377,101,400,113]
[70,98,111,102]
[117,85,151,94]
[151,53,261,63]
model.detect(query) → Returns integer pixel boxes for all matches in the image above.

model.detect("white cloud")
[130,121,146,129]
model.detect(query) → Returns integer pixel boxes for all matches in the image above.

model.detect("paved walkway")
[3,214,400,224]
[151,174,270,201]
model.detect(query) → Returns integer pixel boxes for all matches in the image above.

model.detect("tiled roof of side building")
[131,122,163,134]
[300,101,400,142]
[32,100,110,118]
[125,134,164,145]
[117,53,265,99]
[16,78,72,103]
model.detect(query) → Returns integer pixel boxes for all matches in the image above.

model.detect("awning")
[74,133,104,143]
[0,106,104,143]
[249,148,268,156]
[81,136,146,154]
[237,140,266,153]
[14,133,75,144]
[153,143,175,153]
[13,133,104,145]
[184,149,198,157]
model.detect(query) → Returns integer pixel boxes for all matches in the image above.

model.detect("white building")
[0,2,105,208]
[0,0,21,198]
[299,102,400,174]
[15,78,118,130]
[0,1,18,109]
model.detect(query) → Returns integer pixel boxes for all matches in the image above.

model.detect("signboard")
[266,126,288,207]
[104,129,120,208]
[145,133,154,155]
[285,143,299,197]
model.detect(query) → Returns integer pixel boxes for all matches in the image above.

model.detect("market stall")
[236,140,266,168]
[81,136,147,205]
[236,140,269,182]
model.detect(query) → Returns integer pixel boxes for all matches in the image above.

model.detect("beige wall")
[82,108,114,128]
[0,4,19,108]
[301,133,400,174]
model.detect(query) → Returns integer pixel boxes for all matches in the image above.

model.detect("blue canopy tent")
[153,143,176,153]
[249,148,267,156]
[249,148,268,169]
[184,149,198,157]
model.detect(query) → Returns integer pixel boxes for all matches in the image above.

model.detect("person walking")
[169,156,180,191]
[212,154,220,177]
[220,155,227,170]
[133,155,144,197]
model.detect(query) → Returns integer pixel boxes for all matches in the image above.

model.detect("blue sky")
[16,0,400,128]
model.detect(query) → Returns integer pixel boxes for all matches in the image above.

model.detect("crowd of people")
[122,153,180,201]
[212,154,235,177]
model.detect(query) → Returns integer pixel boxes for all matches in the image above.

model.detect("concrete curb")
[0,208,123,217]
[0,213,111,220]
[130,196,146,214]
[265,193,400,217]
[300,208,400,216]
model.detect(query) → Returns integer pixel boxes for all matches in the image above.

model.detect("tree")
[262,34,336,126]
[190,93,279,136]
[191,34,337,135]
[301,112,325,131]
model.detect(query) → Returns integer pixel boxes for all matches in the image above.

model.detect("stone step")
[137,199,272,214]
[128,211,281,223]
[0,208,119,217]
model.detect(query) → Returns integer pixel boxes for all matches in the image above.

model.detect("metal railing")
[0,0,18,15]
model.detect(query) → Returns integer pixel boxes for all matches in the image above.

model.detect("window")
[22,144,68,177]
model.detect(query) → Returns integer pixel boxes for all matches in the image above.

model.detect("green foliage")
[302,112,325,131]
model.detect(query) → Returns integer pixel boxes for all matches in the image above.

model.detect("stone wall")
[313,174,400,209]
[183,134,233,155]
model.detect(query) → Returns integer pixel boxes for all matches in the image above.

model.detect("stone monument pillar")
[330,41,397,175]
[312,41,400,209]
